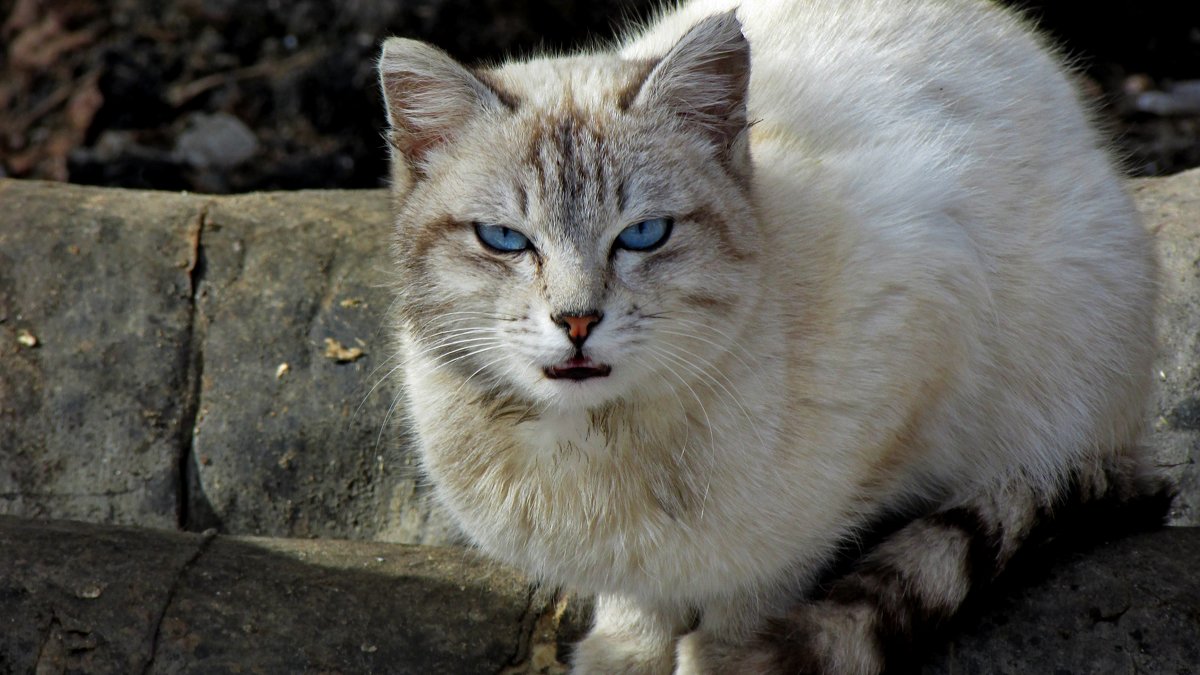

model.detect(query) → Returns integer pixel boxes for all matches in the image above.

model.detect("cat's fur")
[377,1,1163,672]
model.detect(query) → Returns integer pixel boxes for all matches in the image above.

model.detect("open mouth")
[544,356,612,381]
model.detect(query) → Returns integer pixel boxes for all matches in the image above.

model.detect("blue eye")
[474,223,531,253]
[615,217,673,251]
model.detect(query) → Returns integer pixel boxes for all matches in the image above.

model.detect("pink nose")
[555,312,602,346]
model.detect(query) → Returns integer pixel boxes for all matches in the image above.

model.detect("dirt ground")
[2,0,1199,193]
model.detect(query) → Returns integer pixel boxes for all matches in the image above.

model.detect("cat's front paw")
[571,630,675,675]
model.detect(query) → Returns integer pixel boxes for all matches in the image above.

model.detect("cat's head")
[379,13,763,411]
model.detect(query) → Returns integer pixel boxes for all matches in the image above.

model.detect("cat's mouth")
[544,356,612,381]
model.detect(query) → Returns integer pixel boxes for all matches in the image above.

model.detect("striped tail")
[739,453,1174,675]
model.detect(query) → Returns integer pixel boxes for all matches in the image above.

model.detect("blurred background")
[1,0,1198,194]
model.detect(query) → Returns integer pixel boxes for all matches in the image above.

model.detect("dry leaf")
[323,337,364,363]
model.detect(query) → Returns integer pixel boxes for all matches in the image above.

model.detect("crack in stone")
[303,243,341,348]
[499,585,570,675]
[177,202,212,532]
[140,529,217,674]
[0,490,139,499]
[505,584,540,670]
[34,612,63,671]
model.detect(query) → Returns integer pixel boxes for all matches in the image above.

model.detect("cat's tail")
[737,449,1174,675]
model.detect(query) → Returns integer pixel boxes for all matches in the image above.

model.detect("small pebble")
[77,583,104,599]
[16,329,38,348]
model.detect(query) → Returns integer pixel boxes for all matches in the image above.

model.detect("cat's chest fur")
[406,361,817,599]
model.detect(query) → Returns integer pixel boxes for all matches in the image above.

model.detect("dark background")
[2,0,1198,194]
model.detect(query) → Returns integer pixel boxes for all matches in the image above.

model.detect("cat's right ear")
[378,38,510,180]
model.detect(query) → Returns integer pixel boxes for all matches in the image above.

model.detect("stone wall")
[0,182,460,543]
[1,174,1198,671]
[2,173,1197,539]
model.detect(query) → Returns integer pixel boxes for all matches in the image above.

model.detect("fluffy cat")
[376,1,1165,672]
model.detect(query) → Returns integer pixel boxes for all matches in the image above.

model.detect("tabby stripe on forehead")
[524,111,614,220]
[555,115,582,203]
[517,184,528,218]
[566,112,608,205]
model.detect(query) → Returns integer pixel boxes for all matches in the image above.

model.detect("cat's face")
[382,14,760,410]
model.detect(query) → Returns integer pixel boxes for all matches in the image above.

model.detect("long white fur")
[378,1,1156,673]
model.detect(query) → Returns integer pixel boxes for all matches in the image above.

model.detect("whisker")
[361,343,408,384]
[653,343,772,453]
[357,328,501,418]
[643,347,716,465]
[655,327,758,374]
[628,351,691,451]
[356,354,409,419]
[376,342,506,452]
[375,387,409,455]
[656,313,759,368]
[407,310,514,336]
[453,353,514,399]
[421,343,507,374]
[408,334,502,360]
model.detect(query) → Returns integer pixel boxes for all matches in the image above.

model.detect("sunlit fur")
[378,1,1158,673]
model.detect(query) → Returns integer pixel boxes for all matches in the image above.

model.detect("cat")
[376,1,1167,672]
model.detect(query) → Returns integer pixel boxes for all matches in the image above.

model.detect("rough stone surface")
[186,190,455,543]
[152,537,535,673]
[0,171,1197,539]
[1137,170,1200,525]
[922,527,1200,673]
[0,179,459,544]
[0,515,547,674]
[0,516,205,673]
[0,516,1195,673]
[0,180,200,529]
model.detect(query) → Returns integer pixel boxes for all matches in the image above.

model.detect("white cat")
[377,1,1164,672]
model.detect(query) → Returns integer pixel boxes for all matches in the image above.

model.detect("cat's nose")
[554,311,603,347]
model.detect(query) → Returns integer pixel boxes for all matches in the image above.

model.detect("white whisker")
[643,347,715,465]
[653,342,771,453]
[657,313,759,368]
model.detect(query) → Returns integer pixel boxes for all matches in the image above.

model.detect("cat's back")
[626,0,1149,330]
[623,0,1136,275]
[629,0,1155,487]
[625,0,1086,162]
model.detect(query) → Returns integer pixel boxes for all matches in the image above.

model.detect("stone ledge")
[0,516,1195,673]
[0,174,1198,670]
[2,173,1197,541]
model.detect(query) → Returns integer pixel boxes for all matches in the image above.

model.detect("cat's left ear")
[631,11,751,175]
[378,38,511,180]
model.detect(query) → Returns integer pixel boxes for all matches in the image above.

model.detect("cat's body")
[378,1,1162,672]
